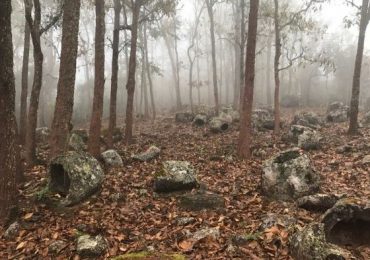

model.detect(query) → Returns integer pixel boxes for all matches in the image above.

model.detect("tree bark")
[20,1,32,145]
[238,0,259,159]
[239,0,246,110]
[124,0,141,144]
[88,0,105,157]
[348,0,369,135]
[49,0,81,159]
[266,33,272,106]
[0,0,18,225]
[108,0,121,148]
[273,0,282,136]
[206,0,219,115]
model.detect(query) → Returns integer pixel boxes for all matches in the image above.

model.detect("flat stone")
[76,234,107,257]
[297,194,343,212]
[132,146,161,162]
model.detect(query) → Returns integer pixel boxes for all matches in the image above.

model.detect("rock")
[209,117,230,133]
[336,144,353,154]
[252,109,278,131]
[291,111,323,129]
[219,112,233,124]
[176,217,196,226]
[362,155,370,164]
[76,234,107,257]
[175,112,194,123]
[261,148,320,201]
[153,161,197,192]
[3,222,20,240]
[101,149,123,167]
[36,127,50,144]
[192,227,220,241]
[192,114,208,126]
[281,95,300,108]
[285,125,323,150]
[297,194,343,212]
[101,128,123,143]
[71,129,88,142]
[321,199,370,246]
[132,146,161,162]
[290,223,352,260]
[362,111,370,126]
[68,133,86,151]
[259,213,297,231]
[179,192,225,211]
[48,151,104,206]
[48,240,67,255]
[326,102,349,123]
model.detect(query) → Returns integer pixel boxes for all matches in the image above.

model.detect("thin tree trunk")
[108,0,121,148]
[238,0,259,159]
[0,0,18,225]
[173,14,182,110]
[273,0,281,136]
[88,0,105,157]
[266,33,272,106]
[233,0,241,109]
[348,0,369,135]
[124,0,141,144]
[206,0,219,115]
[49,0,81,159]
[20,1,32,145]
[140,29,149,119]
[239,0,246,110]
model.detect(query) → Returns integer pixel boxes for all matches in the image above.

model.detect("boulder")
[291,111,323,129]
[101,149,123,167]
[132,146,161,162]
[175,112,194,123]
[362,155,370,164]
[153,161,197,192]
[192,114,208,126]
[71,129,88,142]
[68,133,86,151]
[76,234,107,257]
[286,125,323,150]
[209,117,230,133]
[297,194,343,212]
[362,111,370,126]
[192,227,220,241]
[290,223,352,260]
[259,214,297,231]
[281,95,300,108]
[326,102,349,123]
[262,149,320,201]
[176,217,196,226]
[321,199,370,246]
[48,240,67,255]
[48,151,104,206]
[252,109,278,131]
[3,222,20,240]
[36,127,50,144]
[179,192,225,211]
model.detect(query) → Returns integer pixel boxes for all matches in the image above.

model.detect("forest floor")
[0,108,370,259]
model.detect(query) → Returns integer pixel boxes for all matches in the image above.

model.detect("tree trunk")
[173,15,182,110]
[88,0,105,157]
[266,33,272,106]
[20,1,32,145]
[273,0,281,136]
[206,0,219,115]
[140,30,149,119]
[348,0,369,135]
[188,45,195,112]
[49,0,81,159]
[108,0,121,148]
[239,0,246,110]
[124,0,141,144]
[143,22,156,120]
[25,0,43,166]
[0,0,18,225]
[238,0,259,159]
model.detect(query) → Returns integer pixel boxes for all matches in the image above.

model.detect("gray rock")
[71,129,88,142]
[48,240,67,255]
[321,199,370,246]
[192,227,220,241]
[68,133,86,151]
[48,151,104,206]
[362,111,370,126]
[252,109,278,131]
[362,155,370,164]
[179,192,225,211]
[291,111,323,129]
[209,117,230,133]
[3,222,20,240]
[176,217,196,226]
[154,161,197,192]
[286,125,323,150]
[76,234,107,257]
[132,146,161,162]
[101,149,123,167]
[262,149,320,201]
[290,223,352,260]
[326,102,349,123]
[192,114,208,126]
[297,194,343,212]
[36,127,50,144]
[259,213,297,231]
[175,112,194,123]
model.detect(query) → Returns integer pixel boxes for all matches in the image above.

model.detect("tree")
[0,0,18,225]
[348,0,370,135]
[88,0,105,157]
[205,0,220,115]
[24,0,62,166]
[108,0,122,148]
[49,0,81,159]
[20,0,33,145]
[238,0,259,159]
